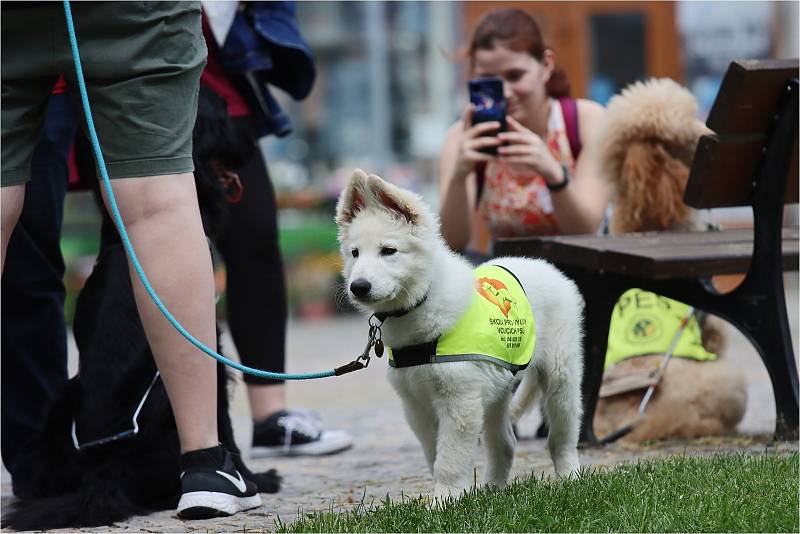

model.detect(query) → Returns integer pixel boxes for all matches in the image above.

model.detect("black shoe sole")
[178,506,230,520]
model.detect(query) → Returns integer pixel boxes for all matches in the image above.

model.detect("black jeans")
[216,116,288,386]
[1,93,76,494]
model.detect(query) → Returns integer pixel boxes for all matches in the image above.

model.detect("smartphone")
[468,76,506,154]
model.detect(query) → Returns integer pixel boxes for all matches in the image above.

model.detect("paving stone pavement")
[2,275,798,532]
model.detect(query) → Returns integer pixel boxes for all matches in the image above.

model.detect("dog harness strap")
[388,339,439,368]
[493,264,527,296]
[605,288,718,370]
[388,350,529,374]
[387,264,535,373]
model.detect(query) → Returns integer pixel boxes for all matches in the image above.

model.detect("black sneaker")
[176,445,262,519]
[250,410,353,458]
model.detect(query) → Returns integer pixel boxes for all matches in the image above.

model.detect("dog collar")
[350,291,430,370]
[374,291,429,322]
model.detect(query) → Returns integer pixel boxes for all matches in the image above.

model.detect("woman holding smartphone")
[439,8,610,262]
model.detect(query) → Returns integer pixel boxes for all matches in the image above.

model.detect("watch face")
[547,165,569,191]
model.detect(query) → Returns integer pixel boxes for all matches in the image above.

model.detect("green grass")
[279,452,798,533]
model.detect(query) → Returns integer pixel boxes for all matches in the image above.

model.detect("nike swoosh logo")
[216,469,247,493]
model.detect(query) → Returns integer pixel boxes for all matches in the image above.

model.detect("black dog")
[3,88,279,530]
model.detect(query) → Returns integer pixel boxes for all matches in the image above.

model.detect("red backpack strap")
[558,97,582,160]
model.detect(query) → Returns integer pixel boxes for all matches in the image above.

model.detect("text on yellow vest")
[387,264,536,372]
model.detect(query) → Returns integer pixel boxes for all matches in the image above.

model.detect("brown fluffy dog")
[592,78,747,442]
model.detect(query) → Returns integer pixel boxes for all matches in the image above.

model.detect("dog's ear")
[366,173,420,225]
[335,169,370,226]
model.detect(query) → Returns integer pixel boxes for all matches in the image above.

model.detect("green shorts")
[1,1,207,187]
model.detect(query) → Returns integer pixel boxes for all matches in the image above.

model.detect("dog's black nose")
[350,278,372,298]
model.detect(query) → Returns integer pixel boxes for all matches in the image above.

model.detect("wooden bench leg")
[735,76,799,440]
[633,275,798,442]
[567,271,626,445]
[728,276,799,440]
[747,315,799,440]
[572,269,798,444]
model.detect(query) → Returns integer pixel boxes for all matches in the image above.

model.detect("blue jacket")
[216,1,315,137]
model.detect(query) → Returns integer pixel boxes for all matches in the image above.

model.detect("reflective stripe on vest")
[388,264,536,372]
[605,288,717,370]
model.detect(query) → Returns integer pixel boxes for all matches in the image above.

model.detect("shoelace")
[293,408,323,424]
[278,412,322,452]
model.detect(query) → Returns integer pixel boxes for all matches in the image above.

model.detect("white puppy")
[336,169,585,498]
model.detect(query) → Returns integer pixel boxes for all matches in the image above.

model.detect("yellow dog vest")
[605,288,717,370]
[388,264,536,373]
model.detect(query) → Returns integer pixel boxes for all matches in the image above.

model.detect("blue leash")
[62,0,355,380]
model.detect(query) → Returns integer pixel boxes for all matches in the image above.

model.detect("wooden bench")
[495,59,799,443]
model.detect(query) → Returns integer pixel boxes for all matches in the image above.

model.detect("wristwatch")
[547,164,570,192]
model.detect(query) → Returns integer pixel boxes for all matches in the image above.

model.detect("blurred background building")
[62,1,799,319]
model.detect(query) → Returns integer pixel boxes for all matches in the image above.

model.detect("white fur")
[336,169,585,499]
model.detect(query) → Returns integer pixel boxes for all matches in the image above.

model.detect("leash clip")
[333,344,373,376]
[333,314,386,376]
[333,359,367,376]
[368,314,384,358]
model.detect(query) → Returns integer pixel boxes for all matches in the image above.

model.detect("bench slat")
[684,59,799,209]
[500,228,763,251]
[685,134,798,208]
[707,59,799,135]
[494,227,799,279]
[603,240,799,278]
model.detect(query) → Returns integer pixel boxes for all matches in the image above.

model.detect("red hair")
[468,8,570,97]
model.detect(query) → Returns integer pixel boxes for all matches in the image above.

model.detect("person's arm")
[497,99,610,235]
[438,122,473,251]
[438,106,501,251]
[548,99,609,234]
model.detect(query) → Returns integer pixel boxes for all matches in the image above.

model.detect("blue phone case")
[468,76,506,153]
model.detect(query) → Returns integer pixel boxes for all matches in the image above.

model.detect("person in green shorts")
[1,2,261,519]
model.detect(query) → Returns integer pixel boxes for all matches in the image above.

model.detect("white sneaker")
[250,410,353,458]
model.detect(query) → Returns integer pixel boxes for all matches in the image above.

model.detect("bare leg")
[247,383,286,422]
[1,184,25,274]
[103,173,218,453]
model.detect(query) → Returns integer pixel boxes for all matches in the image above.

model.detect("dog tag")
[374,339,384,358]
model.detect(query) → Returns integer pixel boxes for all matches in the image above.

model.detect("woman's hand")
[497,115,564,185]
[452,105,502,180]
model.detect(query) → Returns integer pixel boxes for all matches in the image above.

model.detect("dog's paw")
[417,494,435,507]
[554,463,581,478]
[551,450,581,478]
[432,484,464,503]
[484,478,508,490]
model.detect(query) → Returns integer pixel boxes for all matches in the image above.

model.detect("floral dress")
[477,98,577,246]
